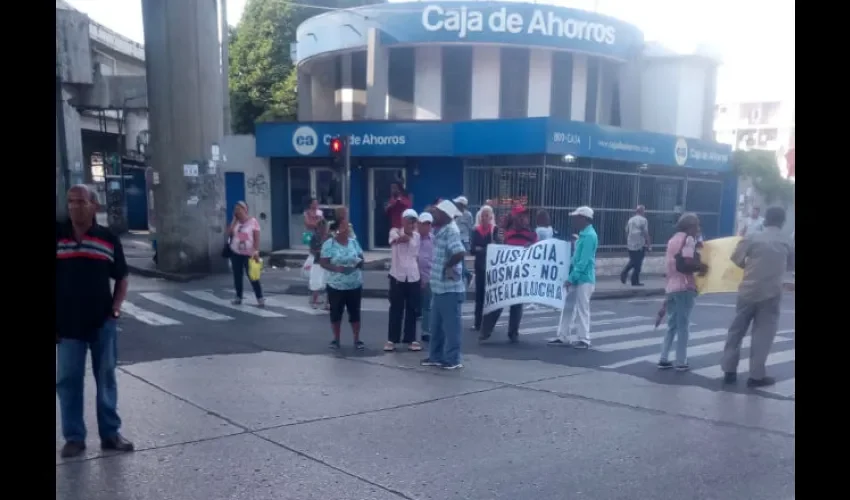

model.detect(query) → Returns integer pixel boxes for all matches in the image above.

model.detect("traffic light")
[329,137,343,157]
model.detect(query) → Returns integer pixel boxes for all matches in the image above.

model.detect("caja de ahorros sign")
[422,4,617,45]
[483,239,571,314]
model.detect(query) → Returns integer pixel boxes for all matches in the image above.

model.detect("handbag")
[674,234,702,274]
[221,237,233,259]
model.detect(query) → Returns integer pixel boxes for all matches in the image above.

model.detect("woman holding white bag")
[307,219,330,308]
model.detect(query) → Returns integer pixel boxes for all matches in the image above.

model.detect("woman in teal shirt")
[319,216,365,350]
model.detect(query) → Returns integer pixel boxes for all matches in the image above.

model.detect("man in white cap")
[385,209,423,352]
[420,200,466,370]
[452,196,474,288]
[417,211,435,342]
[549,206,598,349]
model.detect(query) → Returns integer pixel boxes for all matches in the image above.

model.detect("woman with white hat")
[385,208,422,351]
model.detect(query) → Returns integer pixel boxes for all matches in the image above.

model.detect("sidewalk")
[285,271,667,301]
[56,350,795,500]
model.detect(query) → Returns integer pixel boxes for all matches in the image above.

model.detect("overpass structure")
[56,0,149,218]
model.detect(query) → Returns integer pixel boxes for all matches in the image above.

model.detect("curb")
[127,264,208,283]
[267,254,388,271]
[283,284,666,301]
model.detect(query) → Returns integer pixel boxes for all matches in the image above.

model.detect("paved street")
[57,275,795,499]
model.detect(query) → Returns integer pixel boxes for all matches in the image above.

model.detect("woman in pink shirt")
[657,213,707,371]
[384,208,422,352]
[228,201,264,307]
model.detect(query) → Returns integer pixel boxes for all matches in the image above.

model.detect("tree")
[731,149,795,206]
[228,0,381,133]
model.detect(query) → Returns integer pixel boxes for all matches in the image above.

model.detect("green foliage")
[229,0,382,133]
[731,149,795,206]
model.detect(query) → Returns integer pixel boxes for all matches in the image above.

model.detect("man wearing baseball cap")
[385,209,423,352]
[549,206,598,349]
[420,200,466,370]
[417,211,435,342]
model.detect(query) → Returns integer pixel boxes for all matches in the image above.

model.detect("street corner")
[119,350,499,430]
[56,433,403,500]
[259,386,794,500]
[56,368,243,464]
[524,370,796,436]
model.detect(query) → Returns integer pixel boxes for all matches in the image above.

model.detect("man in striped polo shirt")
[56,185,134,458]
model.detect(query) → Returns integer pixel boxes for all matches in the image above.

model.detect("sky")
[65,0,795,103]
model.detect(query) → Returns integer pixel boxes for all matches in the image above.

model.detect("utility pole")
[220,0,231,134]
[141,0,226,274]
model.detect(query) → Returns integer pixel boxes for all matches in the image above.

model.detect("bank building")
[239,1,733,252]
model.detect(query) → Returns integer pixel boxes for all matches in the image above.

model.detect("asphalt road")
[116,275,795,400]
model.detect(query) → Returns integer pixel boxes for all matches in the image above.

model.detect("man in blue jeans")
[56,185,134,458]
[420,200,467,370]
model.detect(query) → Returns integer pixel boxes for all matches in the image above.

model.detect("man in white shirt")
[738,207,764,237]
[620,205,650,286]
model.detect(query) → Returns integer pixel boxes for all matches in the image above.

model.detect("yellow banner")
[695,237,744,295]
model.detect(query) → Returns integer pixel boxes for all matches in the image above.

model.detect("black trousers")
[327,286,362,323]
[388,277,420,343]
[481,304,524,339]
[473,269,487,329]
[230,254,263,299]
[621,249,646,285]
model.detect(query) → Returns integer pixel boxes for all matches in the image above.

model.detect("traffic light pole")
[343,135,352,207]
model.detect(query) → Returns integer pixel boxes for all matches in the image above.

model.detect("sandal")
[383,342,396,352]
[256,298,265,308]
[231,298,243,305]
[408,342,422,352]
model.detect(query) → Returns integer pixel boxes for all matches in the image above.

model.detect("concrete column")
[142,0,226,274]
[297,70,313,120]
[470,46,501,119]
[340,53,354,121]
[570,54,588,121]
[414,46,442,120]
[365,28,388,120]
[527,49,552,118]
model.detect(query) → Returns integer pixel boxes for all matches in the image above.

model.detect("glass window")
[550,52,573,119]
[388,47,415,119]
[442,46,473,121]
[499,47,530,119]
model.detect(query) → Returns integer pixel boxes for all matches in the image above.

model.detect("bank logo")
[292,126,318,156]
[674,138,688,166]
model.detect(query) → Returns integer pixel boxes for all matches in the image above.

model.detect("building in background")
[56,0,150,230]
[713,98,796,178]
[252,1,736,252]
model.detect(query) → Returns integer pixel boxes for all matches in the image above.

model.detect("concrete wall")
[220,135,273,253]
[639,57,717,140]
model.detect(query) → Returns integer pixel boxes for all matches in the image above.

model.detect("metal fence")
[463,157,724,254]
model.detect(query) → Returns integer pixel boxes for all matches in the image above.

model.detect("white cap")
[436,199,462,219]
[453,196,468,206]
[418,212,433,224]
[569,206,594,219]
[402,208,418,220]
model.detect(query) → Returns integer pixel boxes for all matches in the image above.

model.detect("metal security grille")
[464,157,724,254]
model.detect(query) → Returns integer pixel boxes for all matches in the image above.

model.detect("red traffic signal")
[329,137,343,155]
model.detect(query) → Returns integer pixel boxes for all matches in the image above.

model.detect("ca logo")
[292,126,318,156]
[674,138,688,167]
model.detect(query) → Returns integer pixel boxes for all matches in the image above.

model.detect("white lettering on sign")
[483,240,570,314]
[323,134,407,147]
[552,132,581,144]
[183,164,199,177]
[421,5,616,45]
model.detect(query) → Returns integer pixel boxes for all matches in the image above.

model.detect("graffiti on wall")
[247,173,268,199]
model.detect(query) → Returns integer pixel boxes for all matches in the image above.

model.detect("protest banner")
[483,239,570,314]
[695,236,745,294]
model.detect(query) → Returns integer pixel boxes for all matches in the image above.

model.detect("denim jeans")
[56,319,122,442]
[420,283,433,333]
[230,254,263,300]
[428,292,464,365]
[659,290,697,365]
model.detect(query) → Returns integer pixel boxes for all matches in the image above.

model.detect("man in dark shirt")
[56,185,133,458]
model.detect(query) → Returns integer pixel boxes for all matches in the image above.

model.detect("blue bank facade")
[255,1,736,252]
[256,118,736,252]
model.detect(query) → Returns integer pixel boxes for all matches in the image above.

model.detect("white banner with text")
[482,240,571,314]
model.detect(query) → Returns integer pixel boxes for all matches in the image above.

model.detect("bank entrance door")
[368,168,407,249]
[289,167,344,248]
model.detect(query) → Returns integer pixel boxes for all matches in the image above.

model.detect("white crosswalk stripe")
[602,336,794,369]
[140,292,234,321]
[121,301,182,326]
[183,291,286,318]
